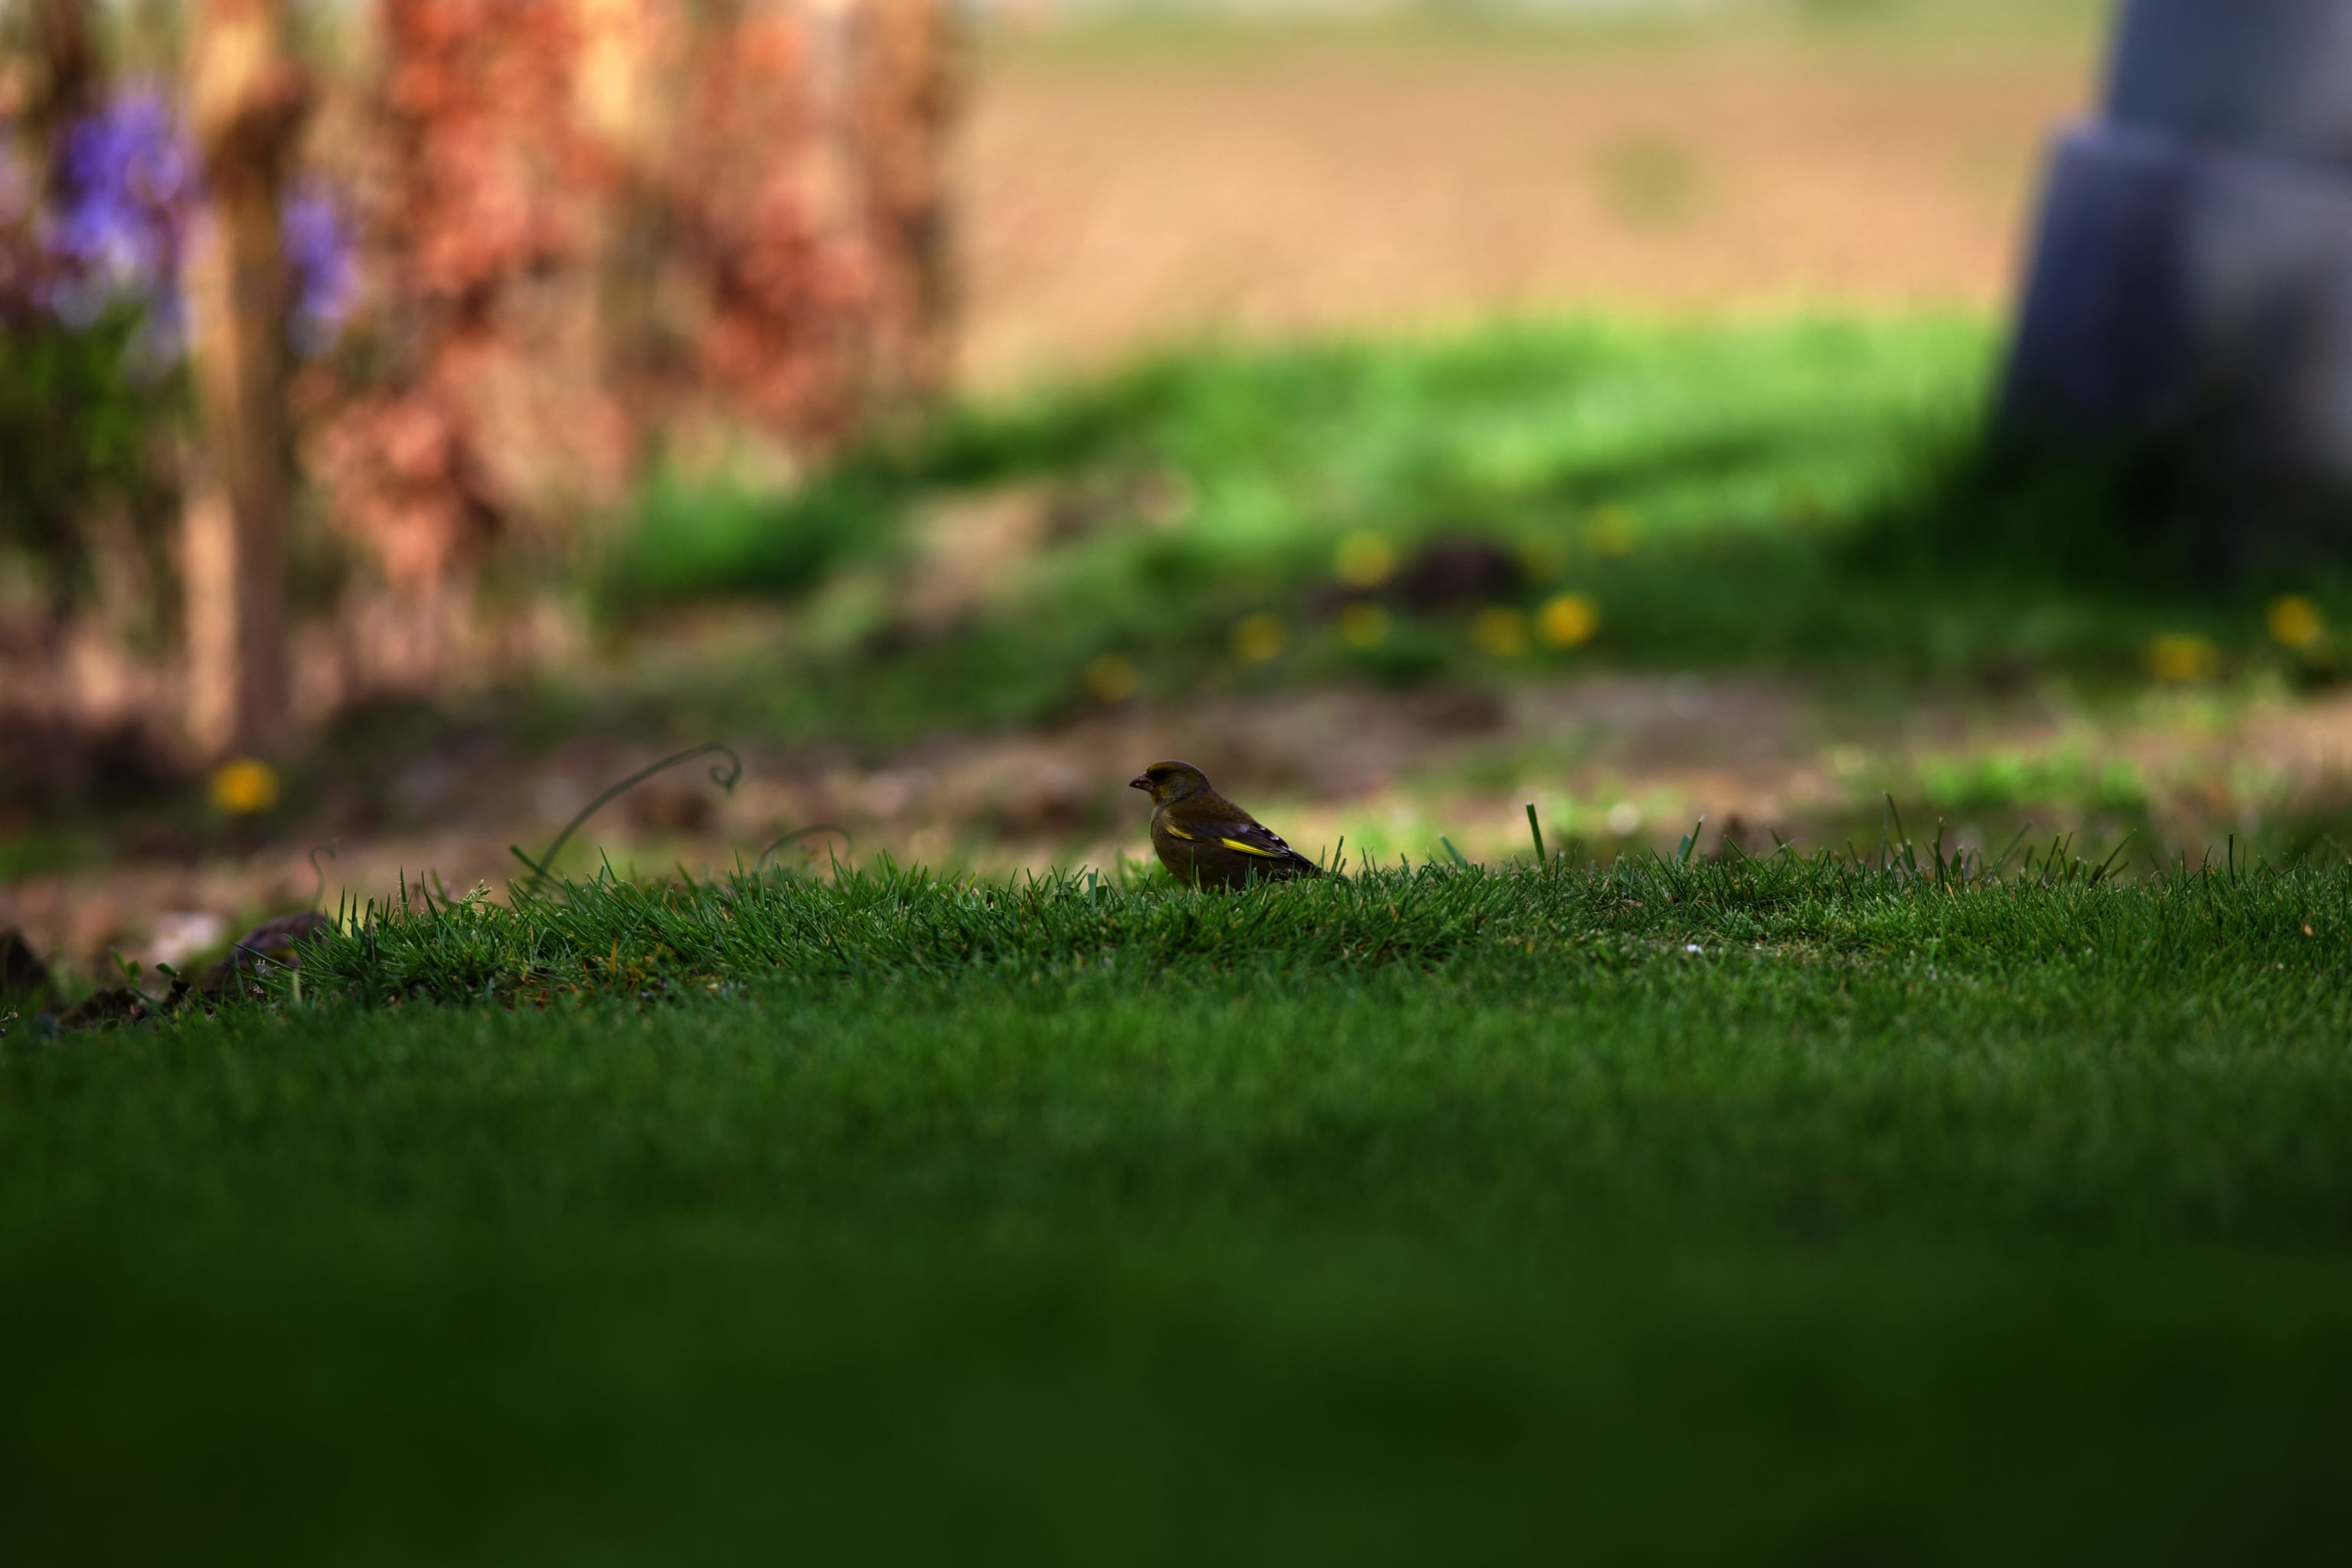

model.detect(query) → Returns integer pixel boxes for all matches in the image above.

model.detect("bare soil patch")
[960,33,2097,385]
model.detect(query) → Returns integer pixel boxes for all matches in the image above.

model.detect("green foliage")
[0,823,103,882]
[0,308,185,621]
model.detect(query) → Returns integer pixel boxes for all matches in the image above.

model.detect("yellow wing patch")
[1163,823,1198,841]
[1221,837,1286,859]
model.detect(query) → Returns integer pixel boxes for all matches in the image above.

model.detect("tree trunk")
[183,0,307,759]
[859,0,959,404]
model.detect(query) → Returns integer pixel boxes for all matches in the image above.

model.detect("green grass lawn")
[18,303,2352,1557]
[9,848,2352,1561]
[602,313,2351,750]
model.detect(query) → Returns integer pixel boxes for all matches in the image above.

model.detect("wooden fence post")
[184,0,306,758]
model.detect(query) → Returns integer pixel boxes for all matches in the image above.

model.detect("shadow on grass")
[568,315,2352,743]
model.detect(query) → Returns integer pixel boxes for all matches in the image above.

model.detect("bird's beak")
[1129,775,1152,792]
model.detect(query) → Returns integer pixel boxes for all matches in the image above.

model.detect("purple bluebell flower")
[48,87,198,319]
[280,182,354,354]
[7,88,353,358]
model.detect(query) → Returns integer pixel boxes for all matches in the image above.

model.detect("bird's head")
[1130,760,1210,805]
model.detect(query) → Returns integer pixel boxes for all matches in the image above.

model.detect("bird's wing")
[1164,814,1319,871]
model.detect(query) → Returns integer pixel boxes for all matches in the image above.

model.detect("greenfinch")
[1130,760,1322,889]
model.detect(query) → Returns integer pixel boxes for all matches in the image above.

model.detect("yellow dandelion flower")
[1538,592,1600,649]
[208,757,281,816]
[1583,505,1638,558]
[1085,654,1138,702]
[1334,532,1397,589]
[2268,596,2325,651]
[1472,607,1529,658]
[1338,602,1391,648]
[1233,612,1287,663]
[2147,633,2220,685]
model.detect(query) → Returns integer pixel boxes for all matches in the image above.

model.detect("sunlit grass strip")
[279,846,2352,1014]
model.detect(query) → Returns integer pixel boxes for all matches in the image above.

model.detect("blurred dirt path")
[960,33,2098,387]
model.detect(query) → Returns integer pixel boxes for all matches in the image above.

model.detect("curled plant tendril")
[309,844,338,910]
[757,824,851,872]
[511,743,745,891]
